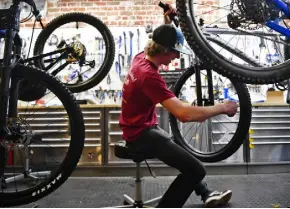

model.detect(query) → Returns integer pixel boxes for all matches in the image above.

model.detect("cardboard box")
[266,90,285,104]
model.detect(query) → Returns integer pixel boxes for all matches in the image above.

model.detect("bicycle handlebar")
[158,1,179,27]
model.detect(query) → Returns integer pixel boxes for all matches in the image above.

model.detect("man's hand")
[163,3,177,24]
[220,100,238,117]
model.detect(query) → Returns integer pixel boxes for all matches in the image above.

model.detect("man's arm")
[161,97,232,123]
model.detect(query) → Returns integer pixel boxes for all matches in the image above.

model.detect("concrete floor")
[14,173,290,208]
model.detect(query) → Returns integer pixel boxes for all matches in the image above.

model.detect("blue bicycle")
[176,0,290,84]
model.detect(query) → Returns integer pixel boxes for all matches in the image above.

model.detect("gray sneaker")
[202,190,232,207]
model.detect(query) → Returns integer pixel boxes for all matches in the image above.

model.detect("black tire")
[0,65,85,207]
[176,0,290,84]
[33,12,115,93]
[169,66,252,162]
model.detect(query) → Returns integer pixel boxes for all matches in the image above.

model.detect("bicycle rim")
[169,66,252,162]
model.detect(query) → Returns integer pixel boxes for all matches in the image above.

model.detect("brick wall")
[22,0,177,28]
[0,0,224,28]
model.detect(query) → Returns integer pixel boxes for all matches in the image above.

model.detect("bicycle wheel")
[169,66,252,162]
[33,12,115,93]
[0,65,85,206]
[176,0,290,84]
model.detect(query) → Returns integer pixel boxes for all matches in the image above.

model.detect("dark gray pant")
[126,125,209,208]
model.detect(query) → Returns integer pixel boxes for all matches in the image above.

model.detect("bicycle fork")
[0,61,21,185]
[194,63,215,152]
[0,2,22,183]
[194,64,215,106]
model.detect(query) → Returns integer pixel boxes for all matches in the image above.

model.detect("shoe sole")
[205,190,232,208]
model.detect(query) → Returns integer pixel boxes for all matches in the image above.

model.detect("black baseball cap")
[152,24,192,55]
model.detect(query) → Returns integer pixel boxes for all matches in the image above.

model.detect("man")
[119,4,237,208]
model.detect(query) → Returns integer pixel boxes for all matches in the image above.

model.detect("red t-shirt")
[119,52,176,142]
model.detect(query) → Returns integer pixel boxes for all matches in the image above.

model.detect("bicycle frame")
[0,30,74,76]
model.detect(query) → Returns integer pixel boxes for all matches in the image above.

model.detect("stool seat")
[114,141,154,163]
[111,141,162,207]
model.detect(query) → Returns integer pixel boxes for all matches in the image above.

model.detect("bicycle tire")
[0,65,85,207]
[33,12,115,93]
[176,0,290,84]
[169,66,252,162]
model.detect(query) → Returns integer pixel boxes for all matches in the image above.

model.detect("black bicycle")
[158,2,252,162]
[0,0,85,206]
[0,0,115,100]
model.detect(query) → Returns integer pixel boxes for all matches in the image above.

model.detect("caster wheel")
[123,200,130,205]
[28,180,38,187]
[1,179,7,189]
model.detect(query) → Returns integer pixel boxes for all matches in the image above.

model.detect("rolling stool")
[113,141,162,208]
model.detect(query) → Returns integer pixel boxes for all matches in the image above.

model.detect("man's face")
[159,50,180,66]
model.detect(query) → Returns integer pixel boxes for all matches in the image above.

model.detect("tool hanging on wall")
[119,31,129,81]
[95,37,100,65]
[48,34,59,46]
[123,31,129,69]
[101,38,104,63]
[114,35,123,81]
[98,37,102,65]
[137,29,140,53]
[95,37,105,66]
[115,60,121,78]
[129,31,134,66]
[119,53,125,81]
[107,71,111,85]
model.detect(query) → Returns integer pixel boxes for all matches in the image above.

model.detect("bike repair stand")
[3,146,51,186]
[2,145,51,193]
[0,145,41,208]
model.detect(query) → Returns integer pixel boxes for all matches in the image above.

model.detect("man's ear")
[164,48,172,54]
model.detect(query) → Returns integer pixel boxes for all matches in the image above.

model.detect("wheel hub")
[66,40,87,64]
[1,117,33,149]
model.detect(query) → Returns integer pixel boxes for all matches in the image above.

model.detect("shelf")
[24,117,101,120]
[250,127,290,130]
[109,111,121,114]
[29,144,101,148]
[252,142,290,145]
[33,129,101,133]
[251,135,290,139]
[252,115,290,118]
[41,138,101,142]
[28,123,100,127]
[18,111,68,114]
[250,121,290,124]
[252,109,290,112]
[109,131,122,135]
